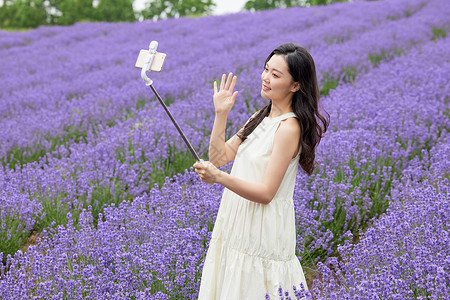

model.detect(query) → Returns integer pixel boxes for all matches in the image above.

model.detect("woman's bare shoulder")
[278,117,300,135]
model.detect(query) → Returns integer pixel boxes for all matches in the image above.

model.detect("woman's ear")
[291,82,300,93]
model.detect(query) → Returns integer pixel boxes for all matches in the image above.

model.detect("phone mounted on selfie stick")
[139,41,158,86]
[136,41,209,170]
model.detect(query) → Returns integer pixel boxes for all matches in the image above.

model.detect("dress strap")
[265,112,298,122]
[277,112,298,121]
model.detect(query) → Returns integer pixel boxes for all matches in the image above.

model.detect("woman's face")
[261,54,299,101]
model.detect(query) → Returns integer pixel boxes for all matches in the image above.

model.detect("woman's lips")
[262,84,271,91]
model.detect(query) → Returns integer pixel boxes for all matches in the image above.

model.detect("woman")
[193,43,329,299]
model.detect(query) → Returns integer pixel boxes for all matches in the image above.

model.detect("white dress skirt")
[198,112,308,300]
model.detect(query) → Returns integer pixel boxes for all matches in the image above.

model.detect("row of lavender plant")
[0,0,444,169]
[1,0,448,262]
[291,30,449,281]
[1,18,448,300]
[273,132,449,299]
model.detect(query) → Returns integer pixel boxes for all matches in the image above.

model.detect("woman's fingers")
[213,73,238,115]
[218,72,237,92]
[232,90,239,101]
[224,72,233,90]
[220,74,226,91]
[229,75,237,92]
[193,162,206,182]
[193,161,205,172]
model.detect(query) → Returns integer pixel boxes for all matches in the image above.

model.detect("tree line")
[0,0,350,29]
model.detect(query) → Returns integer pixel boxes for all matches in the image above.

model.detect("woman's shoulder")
[277,116,301,136]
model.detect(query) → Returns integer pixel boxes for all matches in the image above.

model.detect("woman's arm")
[195,118,300,204]
[208,72,240,167]
[210,111,258,168]
[208,113,243,168]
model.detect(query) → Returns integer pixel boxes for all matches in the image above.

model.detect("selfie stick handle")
[140,41,203,164]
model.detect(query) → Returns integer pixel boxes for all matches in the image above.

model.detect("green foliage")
[310,0,350,5]
[368,50,387,67]
[432,27,447,42]
[0,0,354,29]
[0,215,32,264]
[53,0,96,25]
[341,66,358,84]
[141,0,215,20]
[0,0,135,29]
[244,0,350,11]
[320,66,357,96]
[2,124,89,170]
[150,148,197,189]
[244,0,289,11]
[320,75,339,96]
[0,0,46,28]
[95,0,135,22]
[297,154,400,271]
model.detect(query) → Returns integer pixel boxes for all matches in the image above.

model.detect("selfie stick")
[139,41,203,163]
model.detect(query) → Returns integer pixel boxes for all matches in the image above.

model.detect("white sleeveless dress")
[198,112,308,300]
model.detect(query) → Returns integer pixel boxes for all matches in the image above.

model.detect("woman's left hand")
[193,160,222,184]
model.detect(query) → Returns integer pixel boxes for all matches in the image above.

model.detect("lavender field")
[0,0,449,298]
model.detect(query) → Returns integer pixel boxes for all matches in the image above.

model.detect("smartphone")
[135,50,166,72]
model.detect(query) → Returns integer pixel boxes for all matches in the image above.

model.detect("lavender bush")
[277,133,449,299]
[293,31,450,266]
[1,0,449,298]
[266,90,449,299]
[270,177,449,299]
[0,172,220,299]
[0,177,43,257]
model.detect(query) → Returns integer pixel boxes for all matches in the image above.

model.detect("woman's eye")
[273,73,279,78]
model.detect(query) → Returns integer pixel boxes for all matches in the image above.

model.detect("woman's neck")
[267,101,293,118]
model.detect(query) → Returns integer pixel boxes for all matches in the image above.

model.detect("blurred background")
[0,0,351,29]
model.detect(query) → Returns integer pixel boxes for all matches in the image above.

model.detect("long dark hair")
[237,43,329,175]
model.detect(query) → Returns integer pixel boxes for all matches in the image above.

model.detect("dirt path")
[21,231,41,253]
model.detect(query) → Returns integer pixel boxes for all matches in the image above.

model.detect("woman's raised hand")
[213,72,238,115]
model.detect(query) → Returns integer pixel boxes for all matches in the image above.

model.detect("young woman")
[193,43,329,299]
